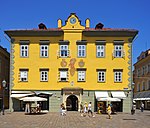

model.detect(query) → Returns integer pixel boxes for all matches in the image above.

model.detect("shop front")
[95,91,126,113]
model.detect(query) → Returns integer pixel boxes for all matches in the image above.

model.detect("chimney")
[38,23,47,30]
[95,23,104,29]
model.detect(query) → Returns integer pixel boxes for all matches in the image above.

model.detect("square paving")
[0,110,150,128]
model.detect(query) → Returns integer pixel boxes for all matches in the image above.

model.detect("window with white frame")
[114,45,124,58]
[142,81,145,91]
[59,45,69,57]
[78,45,86,57]
[59,70,68,82]
[20,70,28,82]
[20,45,28,57]
[114,70,122,82]
[40,45,48,57]
[40,70,48,81]
[96,45,105,57]
[97,70,106,82]
[137,83,140,92]
[78,70,86,81]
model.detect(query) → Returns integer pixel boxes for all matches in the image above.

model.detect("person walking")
[83,102,88,117]
[80,102,84,116]
[107,104,112,119]
[60,103,66,116]
[25,102,30,114]
[88,102,95,117]
[140,102,144,112]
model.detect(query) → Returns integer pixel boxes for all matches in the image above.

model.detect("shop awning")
[134,98,150,101]
[98,97,121,102]
[11,91,35,99]
[95,91,109,99]
[10,93,34,98]
[111,91,126,99]
[34,91,53,95]
[20,96,47,102]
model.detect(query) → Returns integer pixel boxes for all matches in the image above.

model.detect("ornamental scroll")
[69,58,76,76]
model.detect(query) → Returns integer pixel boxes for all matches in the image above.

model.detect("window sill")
[58,81,69,82]
[114,81,122,83]
[97,81,105,83]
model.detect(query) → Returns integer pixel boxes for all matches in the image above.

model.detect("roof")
[4,27,138,39]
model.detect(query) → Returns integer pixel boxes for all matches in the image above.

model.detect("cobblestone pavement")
[0,110,150,128]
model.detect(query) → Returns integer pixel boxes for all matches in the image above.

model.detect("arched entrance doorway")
[66,95,78,111]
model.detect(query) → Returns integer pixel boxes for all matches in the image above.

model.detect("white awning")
[98,97,121,102]
[111,91,126,99]
[11,91,35,99]
[34,91,53,95]
[10,93,34,98]
[20,96,47,102]
[134,98,150,101]
[95,91,109,99]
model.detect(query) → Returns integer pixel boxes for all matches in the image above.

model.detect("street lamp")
[2,80,6,115]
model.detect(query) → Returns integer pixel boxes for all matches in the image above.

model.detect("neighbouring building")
[5,13,138,113]
[0,45,10,110]
[133,49,150,110]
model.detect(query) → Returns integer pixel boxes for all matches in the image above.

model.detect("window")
[40,45,48,57]
[98,70,106,82]
[114,45,124,58]
[137,84,140,92]
[148,80,150,90]
[142,82,145,91]
[148,63,150,73]
[59,45,69,57]
[78,45,86,57]
[20,70,28,82]
[0,59,1,73]
[96,45,105,57]
[142,66,145,75]
[78,71,86,81]
[40,70,48,81]
[137,69,141,77]
[114,70,122,82]
[20,45,28,57]
[58,70,68,82]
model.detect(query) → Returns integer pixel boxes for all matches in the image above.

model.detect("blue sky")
[0,0,150,64]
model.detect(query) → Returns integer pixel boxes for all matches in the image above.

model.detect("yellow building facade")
[5,13,138,112]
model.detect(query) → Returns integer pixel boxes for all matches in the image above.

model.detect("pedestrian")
[36,103,40,113]
[88,102,95,117]
[83,102,88,117]
[140,102,144,112]
[39,102,42,113]
[80,102,84,116]
[60,103,66,116]
[25,102,30,114]
[107,104,112,119]
[131,103,136,115]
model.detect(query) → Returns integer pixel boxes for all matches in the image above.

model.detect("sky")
[0,0,150,64]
